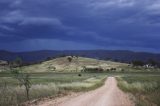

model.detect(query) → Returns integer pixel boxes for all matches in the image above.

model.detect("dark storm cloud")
[0,0,160,51]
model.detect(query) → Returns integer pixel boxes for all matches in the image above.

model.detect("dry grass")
[0,73,106,106]
[117,76,160,106]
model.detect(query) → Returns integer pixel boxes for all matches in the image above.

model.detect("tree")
[148,59,157,66]
[82,66,86,72]
[67,56,72,62]
[12,69,31,100]
[132,60,144,66]
[15,57,22,66]
[75,56,79,72]
[9,57,22,68]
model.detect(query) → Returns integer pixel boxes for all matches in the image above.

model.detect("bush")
[132,60,144,66]
[83,67,103,73]
[110,68,116,71]
[121,69,125,72]
[48,65,56,71]
[78,74,82,77]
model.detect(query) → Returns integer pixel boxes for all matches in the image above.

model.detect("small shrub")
[48,65,56,71]
[106,69,110,72]
[110,68,116,71]
[78,74,82,77]
[121,69,125,72]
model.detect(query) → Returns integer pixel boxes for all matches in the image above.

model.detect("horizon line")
[0,49,160,54]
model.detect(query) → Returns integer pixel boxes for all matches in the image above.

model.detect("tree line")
[131,59,160,67]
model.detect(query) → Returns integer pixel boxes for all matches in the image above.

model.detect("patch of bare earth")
[30,77,135,106]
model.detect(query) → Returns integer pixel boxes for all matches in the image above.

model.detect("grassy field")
[1,57,160,106]
[117,75,160,106]
[1,71,160,106]
[0,73,106,106]
[119,65,160,72]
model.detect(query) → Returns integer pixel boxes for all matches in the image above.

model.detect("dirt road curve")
[33,77,135,106]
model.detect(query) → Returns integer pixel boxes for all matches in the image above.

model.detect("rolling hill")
[22,56,127,73]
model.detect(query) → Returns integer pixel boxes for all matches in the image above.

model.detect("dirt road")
[33,77,134,106]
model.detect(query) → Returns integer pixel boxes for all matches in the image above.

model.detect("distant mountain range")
[0,50,160,63]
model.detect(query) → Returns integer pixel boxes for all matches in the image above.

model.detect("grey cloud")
[0,0,160,51]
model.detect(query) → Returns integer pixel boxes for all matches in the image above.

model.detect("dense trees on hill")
[147,59,158,66]
[132,60,145,66]
[131,59,160,68]
[82,66,104,73]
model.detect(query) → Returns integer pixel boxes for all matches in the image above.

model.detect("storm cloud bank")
[0,0,160,52]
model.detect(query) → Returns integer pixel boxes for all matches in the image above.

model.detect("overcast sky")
[0,0,160,52]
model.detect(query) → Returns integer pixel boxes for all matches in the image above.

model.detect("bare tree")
[12,69,31,100]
